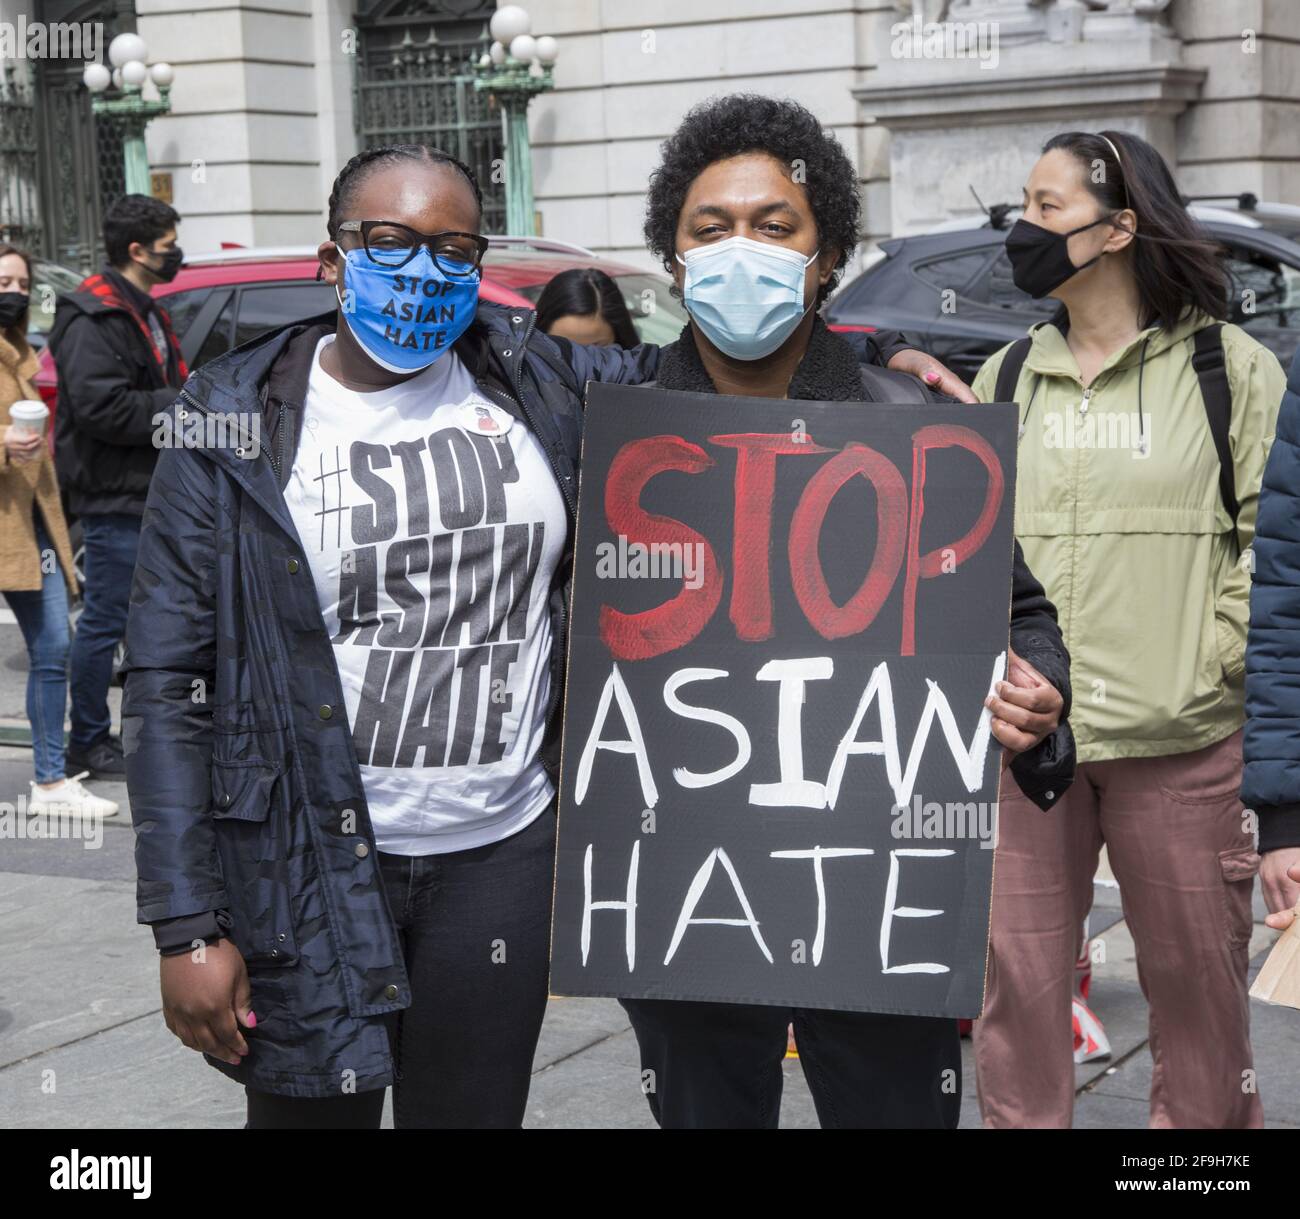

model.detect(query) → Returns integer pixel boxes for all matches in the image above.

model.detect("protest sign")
[550,382,1018,1017]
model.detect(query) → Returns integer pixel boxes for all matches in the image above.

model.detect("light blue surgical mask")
[676,235,819,361]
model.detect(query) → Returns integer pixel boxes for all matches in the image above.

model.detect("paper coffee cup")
[9,399,48,437]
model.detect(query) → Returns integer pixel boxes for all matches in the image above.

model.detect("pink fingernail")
[247,1011,257,1028]
[924,371,940,382]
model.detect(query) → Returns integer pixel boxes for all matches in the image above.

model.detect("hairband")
[1098,133,1132,212]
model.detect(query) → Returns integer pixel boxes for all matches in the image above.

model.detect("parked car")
[32,235,686,415]
[826,202,1300,383]
[26,257,83,349]
[1182,193,1300,244]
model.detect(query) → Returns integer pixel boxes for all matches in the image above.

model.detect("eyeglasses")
[336,220,488,276]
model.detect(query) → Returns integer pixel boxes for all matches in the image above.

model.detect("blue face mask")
[337,246,479,374]
[676,235,819,361]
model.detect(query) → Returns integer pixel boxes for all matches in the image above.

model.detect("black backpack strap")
[994,337,1033,405]
[1191,324,1239,528]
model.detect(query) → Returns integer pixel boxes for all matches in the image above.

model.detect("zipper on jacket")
[177,384,283,477]
[272,400,288,479]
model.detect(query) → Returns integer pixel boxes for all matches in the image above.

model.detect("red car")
[33,236,688,420]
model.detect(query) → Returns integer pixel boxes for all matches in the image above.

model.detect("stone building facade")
[3,0,1297,268]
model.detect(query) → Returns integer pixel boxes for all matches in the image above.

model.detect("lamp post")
[471,5,558,236]
[82,33,174,197]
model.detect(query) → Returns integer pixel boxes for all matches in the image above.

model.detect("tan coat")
[0,326,78,594]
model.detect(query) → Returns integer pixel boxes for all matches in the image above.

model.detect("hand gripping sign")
[550,383,1018,1017]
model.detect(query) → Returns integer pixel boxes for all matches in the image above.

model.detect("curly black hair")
[644,94,862,306]
[326,144,483,240]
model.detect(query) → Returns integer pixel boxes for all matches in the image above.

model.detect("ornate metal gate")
[31,0,131,272]
[353,0,506,233]
[0,64,42,252]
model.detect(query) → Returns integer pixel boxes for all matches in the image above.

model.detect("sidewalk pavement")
[5,739,1297,1129]
[2,622,1298,1128]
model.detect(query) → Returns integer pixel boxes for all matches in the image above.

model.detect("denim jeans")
[68,512,140,749]
[245,805,556,1129]
[3,516,70,783]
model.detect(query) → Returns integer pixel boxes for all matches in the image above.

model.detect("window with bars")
[353,2,505,233]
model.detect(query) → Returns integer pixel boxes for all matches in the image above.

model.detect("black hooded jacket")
[47,268,185,517]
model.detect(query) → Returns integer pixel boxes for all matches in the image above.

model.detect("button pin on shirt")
[458,400,513,437]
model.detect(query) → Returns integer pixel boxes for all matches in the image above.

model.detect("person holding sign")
[603,94,1074,1130]
[971,130,1284,1129]
[120,140,963,1129]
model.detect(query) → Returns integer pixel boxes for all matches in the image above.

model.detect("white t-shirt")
[284,335,566,854]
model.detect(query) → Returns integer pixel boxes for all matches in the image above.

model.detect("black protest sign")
[550,382,1018,1018]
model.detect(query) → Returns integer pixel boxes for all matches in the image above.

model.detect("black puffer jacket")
[123,302,667,1096]
[48,269,185,517]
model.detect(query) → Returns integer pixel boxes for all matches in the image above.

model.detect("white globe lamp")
[490,6,530,44]
[108,32,147,68]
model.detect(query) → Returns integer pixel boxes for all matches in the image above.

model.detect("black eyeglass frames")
[336,220,489,276]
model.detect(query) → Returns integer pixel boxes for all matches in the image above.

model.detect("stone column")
[855,0,1204,235]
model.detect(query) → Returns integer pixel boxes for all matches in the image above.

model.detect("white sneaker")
[28,772,119,819]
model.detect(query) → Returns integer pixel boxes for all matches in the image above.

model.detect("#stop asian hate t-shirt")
[284,335,566,854]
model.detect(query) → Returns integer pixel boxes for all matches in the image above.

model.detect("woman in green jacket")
[971,130,1285,1129]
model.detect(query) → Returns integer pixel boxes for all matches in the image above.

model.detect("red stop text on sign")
[597,427,1004,662]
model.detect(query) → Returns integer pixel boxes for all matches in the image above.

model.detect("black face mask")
[1004,216,1113,299]
[0,292,28,329]
[144,246,184,283]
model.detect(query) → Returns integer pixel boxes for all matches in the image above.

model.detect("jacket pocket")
[210,759,300,967]
[1216,612,1245,685]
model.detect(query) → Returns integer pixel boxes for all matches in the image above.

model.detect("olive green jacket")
[974,311,1286,763]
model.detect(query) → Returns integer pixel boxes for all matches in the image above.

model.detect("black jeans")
[246,805,556,1130]
[621,998,961,1129]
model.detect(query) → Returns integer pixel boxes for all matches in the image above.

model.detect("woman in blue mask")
[120,144,675,1130]
[619,93,1075,1129]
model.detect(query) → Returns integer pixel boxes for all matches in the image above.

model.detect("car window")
[156,288,211,342]
[912,252,991,292]
[27,259,83,344]
[194,297,235,369]
[233,283,336,349]
[515,269,688,347]
[1222,245,1300,332]
[613,274,688,345]
[974,249,1059,319]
